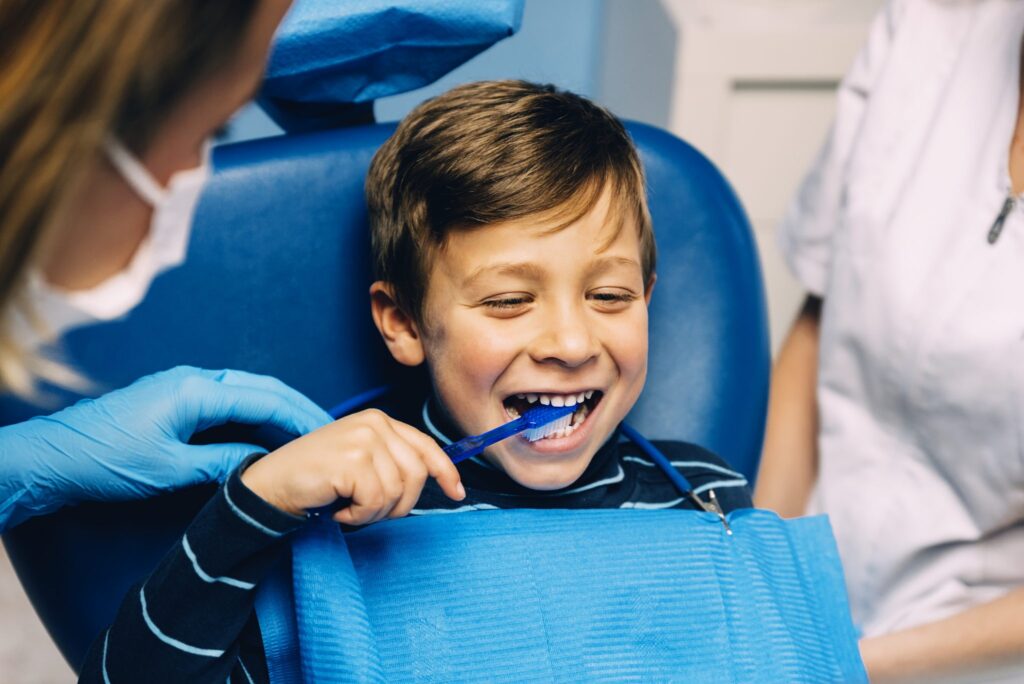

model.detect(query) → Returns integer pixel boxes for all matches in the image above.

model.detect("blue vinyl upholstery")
[0,121,769,671]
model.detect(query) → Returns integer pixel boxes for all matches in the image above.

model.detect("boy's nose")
[527,306,600,368]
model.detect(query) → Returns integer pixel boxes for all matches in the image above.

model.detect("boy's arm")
[77,410,464,684]
[753,294,822,517]
[78,454,305,684]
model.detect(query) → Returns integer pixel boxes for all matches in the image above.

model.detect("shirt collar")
[418,396,624,499]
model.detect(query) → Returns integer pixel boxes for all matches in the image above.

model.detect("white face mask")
[13,137,212,348]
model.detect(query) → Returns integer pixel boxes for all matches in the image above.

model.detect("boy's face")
[411,185,653,490]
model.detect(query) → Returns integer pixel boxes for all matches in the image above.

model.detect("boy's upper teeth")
[521,392,593,406]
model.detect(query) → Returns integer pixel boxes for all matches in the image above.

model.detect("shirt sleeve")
[78,454,304,684]
[777,0,907,296]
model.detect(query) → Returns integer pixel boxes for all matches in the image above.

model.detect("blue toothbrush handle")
[443,436,487,464]
[440,404,574,464]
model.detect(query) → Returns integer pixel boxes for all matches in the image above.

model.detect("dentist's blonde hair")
[0,0,258,396]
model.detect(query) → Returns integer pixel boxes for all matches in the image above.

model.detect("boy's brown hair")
[366,79,655,323]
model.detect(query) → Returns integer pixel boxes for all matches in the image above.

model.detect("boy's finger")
[368,449,404,524]
[381,432,431,519]
[391,421,466,502]
[335,464,386,526]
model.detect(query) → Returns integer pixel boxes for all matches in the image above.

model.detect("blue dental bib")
[256,508,867,683]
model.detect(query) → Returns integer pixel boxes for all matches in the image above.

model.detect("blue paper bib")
[256,508,866,683]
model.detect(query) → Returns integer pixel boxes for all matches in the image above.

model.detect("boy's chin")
[487,454,592,492]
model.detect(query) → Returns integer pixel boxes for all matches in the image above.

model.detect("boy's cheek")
[433,319,520,379]
[426,345,511,434]
[433,339,507,389]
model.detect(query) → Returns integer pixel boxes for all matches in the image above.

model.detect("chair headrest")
[261,0,525,131]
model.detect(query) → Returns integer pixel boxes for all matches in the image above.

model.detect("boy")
[82,80,751,684]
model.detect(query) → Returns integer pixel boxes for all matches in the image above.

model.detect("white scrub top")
[780,0,1024,642]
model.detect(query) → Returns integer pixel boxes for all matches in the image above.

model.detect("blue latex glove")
[0,366,332,532]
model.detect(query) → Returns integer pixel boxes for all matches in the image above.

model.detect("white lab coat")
[780,0,1024,676]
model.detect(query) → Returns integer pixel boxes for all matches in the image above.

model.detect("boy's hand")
[240,409,466,525]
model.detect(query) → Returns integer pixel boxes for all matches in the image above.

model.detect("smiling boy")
[82,81,751,684]
[356,79,751,512]
[242,80,755,517]
[369,185,650,493]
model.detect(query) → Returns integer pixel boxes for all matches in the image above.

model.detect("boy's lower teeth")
[526,403,589,442]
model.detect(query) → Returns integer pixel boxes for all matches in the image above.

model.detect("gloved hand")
[0,366,332,532]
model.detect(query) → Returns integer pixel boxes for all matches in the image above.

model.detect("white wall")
[376,0,605,121]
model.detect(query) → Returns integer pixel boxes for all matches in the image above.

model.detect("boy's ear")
[369,281,425,366]
[644,273,657,305]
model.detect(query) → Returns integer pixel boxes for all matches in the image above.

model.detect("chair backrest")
[0,121,769,671]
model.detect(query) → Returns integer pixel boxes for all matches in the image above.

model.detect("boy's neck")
[419,395,623,496]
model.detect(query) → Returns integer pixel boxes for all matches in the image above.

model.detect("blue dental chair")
[0,9,768,675]
[2,118,769,675]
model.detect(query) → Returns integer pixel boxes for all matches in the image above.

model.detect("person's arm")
[78,455,305,684]
[859,587,1024,681]
[0,366,332,533]
[78,409,465,683]
[753,295,821,517]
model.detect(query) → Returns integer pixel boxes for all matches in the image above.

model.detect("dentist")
[756,0,1024,680]
[0,1,331,532]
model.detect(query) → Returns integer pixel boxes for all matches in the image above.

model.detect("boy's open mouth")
[502,390,604,441]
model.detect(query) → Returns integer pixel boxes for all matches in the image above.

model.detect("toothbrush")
[443,403,577,463]
[307,403,575,519]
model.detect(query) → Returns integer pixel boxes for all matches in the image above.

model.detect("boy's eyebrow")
[463,257,642,288]
[587,255,642,275]
[461,262,544,287]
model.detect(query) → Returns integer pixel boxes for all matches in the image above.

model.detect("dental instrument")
[620,423,732,535]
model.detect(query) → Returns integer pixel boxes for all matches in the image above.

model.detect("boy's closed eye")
[480,289,640,315]
[589,289,640,309]
[482,294,533,310]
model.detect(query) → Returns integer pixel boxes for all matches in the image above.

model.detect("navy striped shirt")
[78,400,751,683]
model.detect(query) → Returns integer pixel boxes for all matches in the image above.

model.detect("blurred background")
[1,0,883,680]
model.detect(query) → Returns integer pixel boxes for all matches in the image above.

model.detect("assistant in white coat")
[759,0,1024,679]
